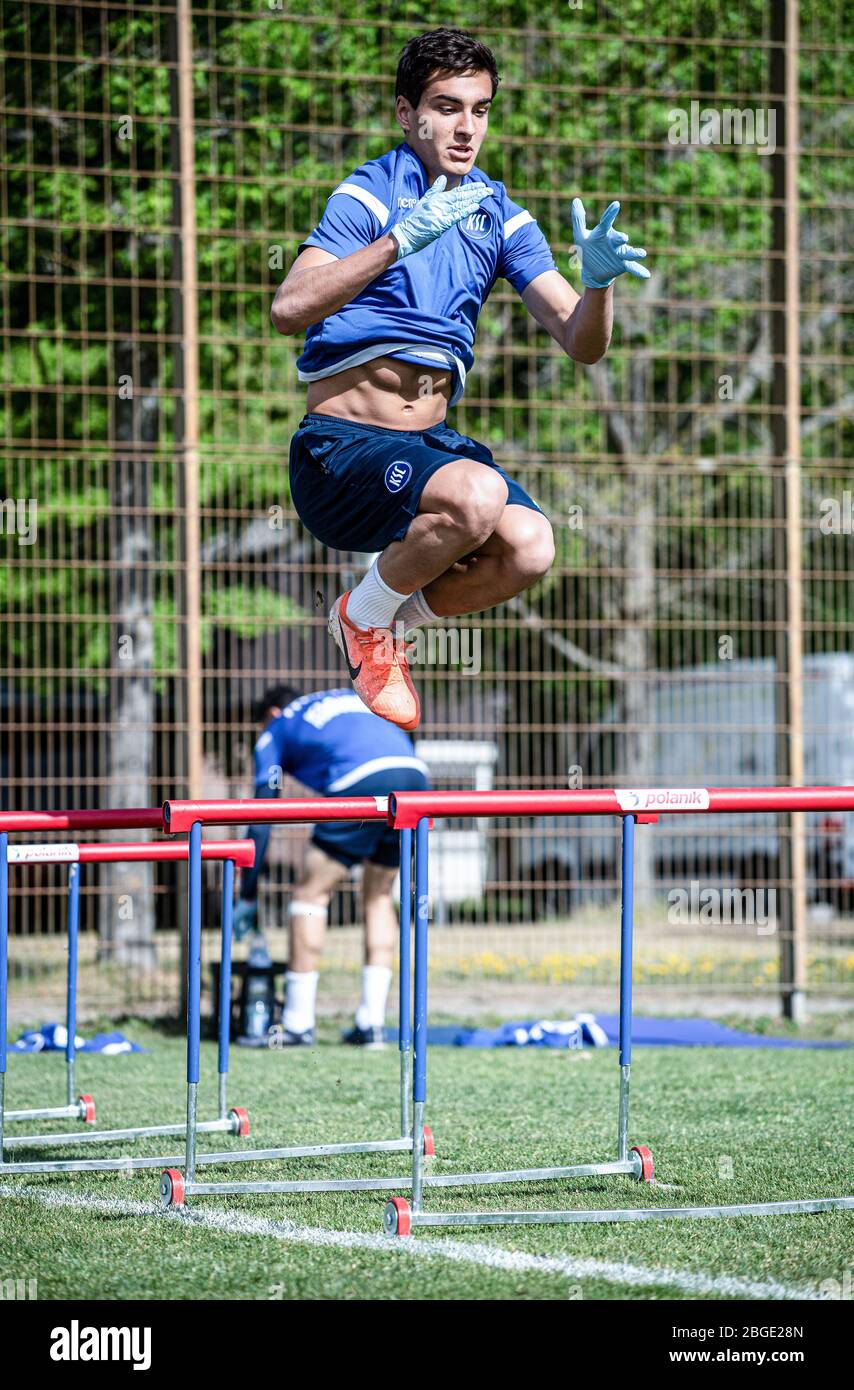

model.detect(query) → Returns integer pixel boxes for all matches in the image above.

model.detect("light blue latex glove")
[391,175,491,259]
[571,199,650,289]
[232,899,258,942]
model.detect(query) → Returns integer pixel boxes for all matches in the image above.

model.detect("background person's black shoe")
[341,1023,386,1050]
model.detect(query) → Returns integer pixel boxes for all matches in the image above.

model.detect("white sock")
[284,970,319,1034]
[346,559,410,631]
[394,588,440,633]
[355,964,392,1030]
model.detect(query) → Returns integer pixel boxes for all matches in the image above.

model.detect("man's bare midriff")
[305,355,452,431]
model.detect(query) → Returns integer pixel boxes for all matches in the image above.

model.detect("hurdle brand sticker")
[8,843,80,863]
[49,1320,151,1370]
[616,788,711,812]
[384,460,412,493]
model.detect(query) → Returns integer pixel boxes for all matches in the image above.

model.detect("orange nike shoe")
[328,592,421,731]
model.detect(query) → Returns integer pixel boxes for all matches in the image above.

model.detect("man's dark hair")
[395,27,500,109]
[252,684,300,725]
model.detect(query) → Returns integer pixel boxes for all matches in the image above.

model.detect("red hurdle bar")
[0,808,165,833]
[163,795,390,833]
[8,841,255,866]
[387,785,854,826]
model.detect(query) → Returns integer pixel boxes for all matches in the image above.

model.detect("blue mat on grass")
[384,1016,849,1049]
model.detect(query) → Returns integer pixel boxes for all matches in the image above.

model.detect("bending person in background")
[234,684,430,1047]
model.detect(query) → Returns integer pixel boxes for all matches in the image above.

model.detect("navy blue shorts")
[311,766,430,870]
[289,412,543,553]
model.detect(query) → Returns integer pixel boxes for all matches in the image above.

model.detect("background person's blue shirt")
[253,688,428,795]
[295,142,557,406]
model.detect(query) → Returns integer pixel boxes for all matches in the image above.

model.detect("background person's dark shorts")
[312,765,430,869]
[289,411,544,553]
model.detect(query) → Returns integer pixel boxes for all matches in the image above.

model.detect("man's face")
[397,69,493,183]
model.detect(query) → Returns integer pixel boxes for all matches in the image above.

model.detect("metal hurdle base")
[5,1095,95,1125]
[383,1194,854,1235]
[3,1105,248,1151]
[159,1127,434,1206]
[1,1130,431,1179]
[158,1142,644,1209]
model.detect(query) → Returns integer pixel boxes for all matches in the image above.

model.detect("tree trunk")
[100,339,157,970]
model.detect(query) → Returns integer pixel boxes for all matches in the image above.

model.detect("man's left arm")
[520,200,649,366]
[521,272,611,366]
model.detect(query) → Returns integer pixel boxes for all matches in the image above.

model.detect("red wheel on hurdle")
[631,1145,654,1182]
[79,1095,96,1124]
[383,1197,411,1237]
[422,1125,435,1156]
[160,1168,185,1208]
[229,1106,250,1137]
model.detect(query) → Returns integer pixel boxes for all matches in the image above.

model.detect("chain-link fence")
[1,1,851,1023]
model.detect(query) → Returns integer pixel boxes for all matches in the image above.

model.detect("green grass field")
[1,1021,852,1301]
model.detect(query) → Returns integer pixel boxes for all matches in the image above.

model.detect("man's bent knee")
[419,462,508,547]
[506,515,555,589]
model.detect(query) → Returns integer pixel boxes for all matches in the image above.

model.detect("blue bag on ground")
[11,1023,147,1054]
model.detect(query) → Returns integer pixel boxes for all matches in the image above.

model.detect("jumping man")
[272,27,649,730]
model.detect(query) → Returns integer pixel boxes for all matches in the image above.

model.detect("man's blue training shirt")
[253,688,429,795]
[295,141,557,406]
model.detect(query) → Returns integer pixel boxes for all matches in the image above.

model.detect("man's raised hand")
[391,175,491,260]
[571,199,650,289]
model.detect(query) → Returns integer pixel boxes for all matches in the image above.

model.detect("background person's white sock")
[346,559,410,631]
[284,970,319,1034]
[355,964,393,1030]
[394,588,440,633]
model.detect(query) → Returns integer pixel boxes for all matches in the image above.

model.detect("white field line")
[0,1182,834,1301]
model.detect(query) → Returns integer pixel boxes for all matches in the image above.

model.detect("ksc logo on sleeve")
[385,460,412,493]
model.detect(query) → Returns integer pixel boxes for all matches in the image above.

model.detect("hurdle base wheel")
[160,1168,185,1208]
[631,1145,655,1182]
[78,1095,96,1124]
[423,1125,435,1157]
[383,1197,411,1237]
[229,1106,250,1137]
